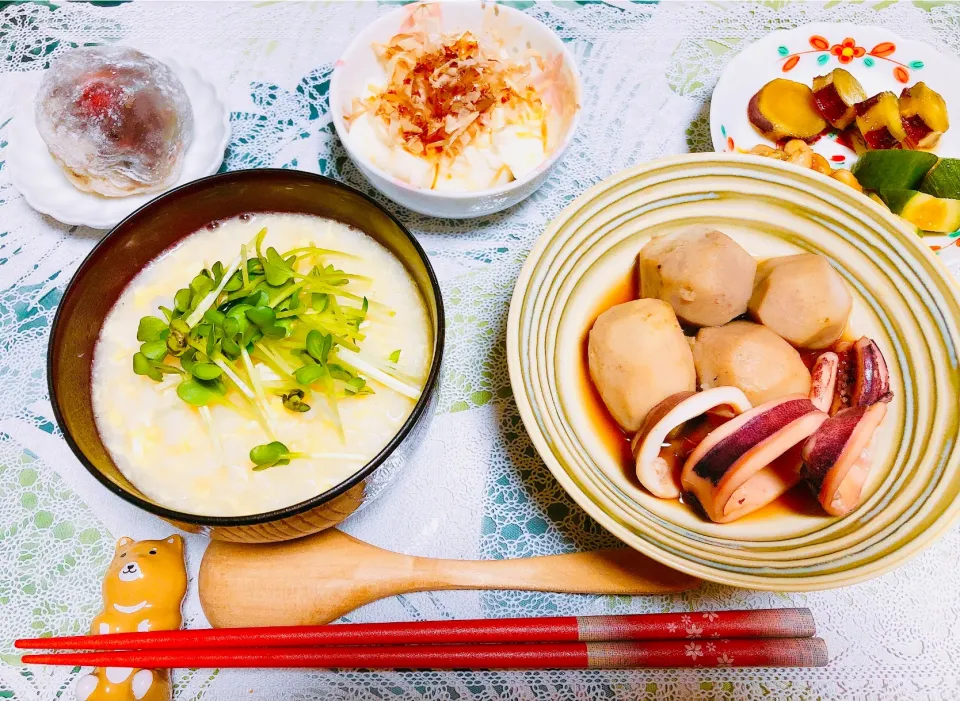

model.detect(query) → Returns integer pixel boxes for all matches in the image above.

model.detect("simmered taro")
[587,299,696,433]
[639,227,757,328]
[693,321,811,406]
[35,46,194,197]
[748,254,852,350]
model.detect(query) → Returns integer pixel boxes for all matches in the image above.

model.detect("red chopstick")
[15,608,814,651]
[21,638,828,669]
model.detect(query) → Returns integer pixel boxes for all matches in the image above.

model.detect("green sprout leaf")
[223,269,244,292]
[243,290,269,308]
[312,293,329,313]
[321,263,348,286]
[176,378,225,407]
[305,330,333,364]
[204,325,221,358]
[295,363,328,386]
[389,349,401,363]
[225,304,253,326]
[245,305,276,328]
[222,316,241,336]
[174,288,192,313]
[245,305,286,338]
[180,348,198,374]
[342,373,369,396]
[221,335,241,358]
[137,316,168,342]
[140,340,169,362]
[250,441,292,470]
[263,247,295,286]
[133,352,162,382]
[204,308,226,326]
[190,272,215,301]
[328,364,352,382]
[158,306,176,323]
[191,362,223,381]
[274,318,294,337]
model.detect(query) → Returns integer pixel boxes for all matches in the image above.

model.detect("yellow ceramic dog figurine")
[76,535,187,701]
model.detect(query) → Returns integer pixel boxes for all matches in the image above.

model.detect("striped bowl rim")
[507,153,960,591]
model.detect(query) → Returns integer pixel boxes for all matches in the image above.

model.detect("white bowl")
[330,2,582,219]
[9,57,230,230]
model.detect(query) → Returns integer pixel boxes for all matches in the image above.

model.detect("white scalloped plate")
[711,23,960,167]
[9,57,230,229]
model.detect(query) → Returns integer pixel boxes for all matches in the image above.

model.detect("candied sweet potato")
[899,82,950,150]
[813,69,867,130]
[748,79,827,141]
[855,92,907,150]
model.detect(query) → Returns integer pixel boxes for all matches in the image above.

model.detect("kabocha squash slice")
[879,190,960,233]
[851,150,937,192]
[918,158,960,200]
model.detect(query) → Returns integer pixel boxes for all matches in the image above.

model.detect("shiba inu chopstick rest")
[76,535,187,701]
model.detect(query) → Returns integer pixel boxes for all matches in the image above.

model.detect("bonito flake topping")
[345,28,548,180]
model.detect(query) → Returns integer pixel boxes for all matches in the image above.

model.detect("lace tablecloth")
[2,2,960,699]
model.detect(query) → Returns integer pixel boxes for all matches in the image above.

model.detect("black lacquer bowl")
[49,169,444,542]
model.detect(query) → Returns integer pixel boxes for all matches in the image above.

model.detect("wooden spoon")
[199,529,698,628]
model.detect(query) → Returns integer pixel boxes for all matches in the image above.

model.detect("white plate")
[711,23,960,168]
[9,58,230,229]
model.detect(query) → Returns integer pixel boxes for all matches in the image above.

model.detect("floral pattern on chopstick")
[583,638,826,669]
[778,35,924,83]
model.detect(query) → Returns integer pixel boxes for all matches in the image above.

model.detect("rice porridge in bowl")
[92,213,432,517]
